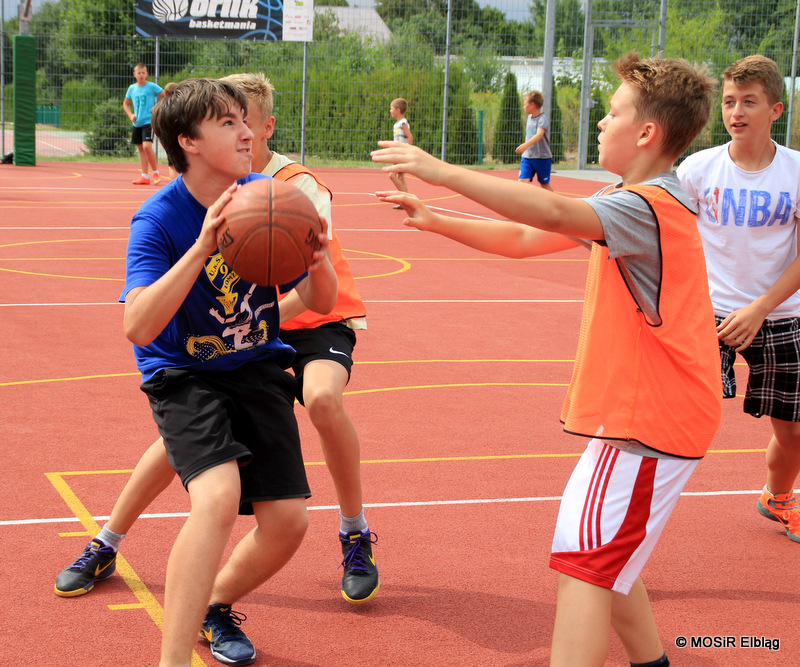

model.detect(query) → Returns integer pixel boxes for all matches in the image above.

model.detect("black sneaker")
[54,539,117,597]
[199,603,256,666]
[339,530,380,604]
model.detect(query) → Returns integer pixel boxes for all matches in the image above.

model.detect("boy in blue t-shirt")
[124,77,337,667]
[123,63,165,185]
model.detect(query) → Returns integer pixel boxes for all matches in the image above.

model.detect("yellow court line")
[45,471,208,667]
[360,257,588,262]
[0,372,136,387]
[0,360,573,387]
[0,257,125,261]
[0,267,124,281]
[355,358,575,365]
[344,381,569,396]
[0,205,144,210]
[47,444,769,481]
[0,238,126,250]
[0,173,83,182]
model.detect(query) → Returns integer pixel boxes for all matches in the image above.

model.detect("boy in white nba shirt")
[678,54,800,543]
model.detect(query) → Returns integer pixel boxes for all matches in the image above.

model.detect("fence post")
[577,0,594,170]
[441,0,453,162]
[301,41,308,164]
[788,0,800,148]
[477,109,483,165]
[542,0,556,125]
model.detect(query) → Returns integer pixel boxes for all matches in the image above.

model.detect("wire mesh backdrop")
[1,0,799,168]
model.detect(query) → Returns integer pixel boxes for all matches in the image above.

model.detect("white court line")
[0,299,583,307]
[0,303,123,307]
[366,299,583,303]
[0,187,141,192]
[0,227,131,230]
[0,227,410,231]
[0,490,765,527]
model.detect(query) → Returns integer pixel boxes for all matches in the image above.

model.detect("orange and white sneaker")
[152,172,161,185]
[132,175,150,185]
[757,486,800,543]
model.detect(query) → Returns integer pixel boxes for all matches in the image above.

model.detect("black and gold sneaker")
[339,530,379,604]
[54,539,116,597]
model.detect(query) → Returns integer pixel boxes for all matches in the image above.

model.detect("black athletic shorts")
[131,124,154,145]
[279,321,356,405]
[141,358,310,511]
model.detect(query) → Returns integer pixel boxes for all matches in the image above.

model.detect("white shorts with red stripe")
[549,438,698,594]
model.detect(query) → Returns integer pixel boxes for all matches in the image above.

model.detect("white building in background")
[497,56,611,94]
[316,6,393,43]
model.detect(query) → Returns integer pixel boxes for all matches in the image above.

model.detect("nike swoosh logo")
[94,561,114,576]
[200,629,213,641]
[328,347,350,358]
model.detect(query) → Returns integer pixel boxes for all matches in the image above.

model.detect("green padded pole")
[13,35,36,166]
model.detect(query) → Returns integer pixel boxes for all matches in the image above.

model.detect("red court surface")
[1,162,797,666]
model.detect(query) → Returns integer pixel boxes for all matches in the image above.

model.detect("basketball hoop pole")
[19,0,33,35]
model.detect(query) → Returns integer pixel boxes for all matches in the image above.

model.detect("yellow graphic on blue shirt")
[186,252,273,361]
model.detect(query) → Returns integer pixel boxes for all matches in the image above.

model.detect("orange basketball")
[216,178,323,286]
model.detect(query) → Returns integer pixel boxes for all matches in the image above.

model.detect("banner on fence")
[134,0,314,41]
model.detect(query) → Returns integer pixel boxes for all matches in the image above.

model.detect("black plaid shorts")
[718,316,800,421]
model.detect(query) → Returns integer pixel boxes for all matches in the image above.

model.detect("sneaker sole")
[207,646,256,666]
[199,632,256,666]
[341,579,380,605]
[757,499,782,523]
[54,582,95,597]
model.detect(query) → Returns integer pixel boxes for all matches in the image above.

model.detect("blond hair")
[614,52,717,159]
[723,55,784,105]
[391,98,408,114]
[220,72,275,118]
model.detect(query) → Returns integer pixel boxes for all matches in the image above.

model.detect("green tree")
[85,98,135,156]
[586,88,606,164]
[529,0,586,58]
[494,71,521,164]
[550,82,565,163]
[771,87,790,146]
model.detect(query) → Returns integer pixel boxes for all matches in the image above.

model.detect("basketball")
[216,178,323,286]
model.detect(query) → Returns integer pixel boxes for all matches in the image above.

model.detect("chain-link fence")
[2,0,799,168]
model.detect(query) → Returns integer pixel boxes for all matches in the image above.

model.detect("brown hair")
[723,55,784,105]
[524,91,544,108]
[221,72,275,119]
[391,98,408,114]
[614,52,717,159]
[151,78,248,174]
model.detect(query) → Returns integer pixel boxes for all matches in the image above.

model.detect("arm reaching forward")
[371,142,604,240]
[376,191,580,258]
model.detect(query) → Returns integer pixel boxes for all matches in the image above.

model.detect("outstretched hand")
[375,191,438,231]
[371,142,448,186]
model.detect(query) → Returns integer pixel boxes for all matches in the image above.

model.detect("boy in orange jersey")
[678,55,800,544]
[372,52,721,667]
